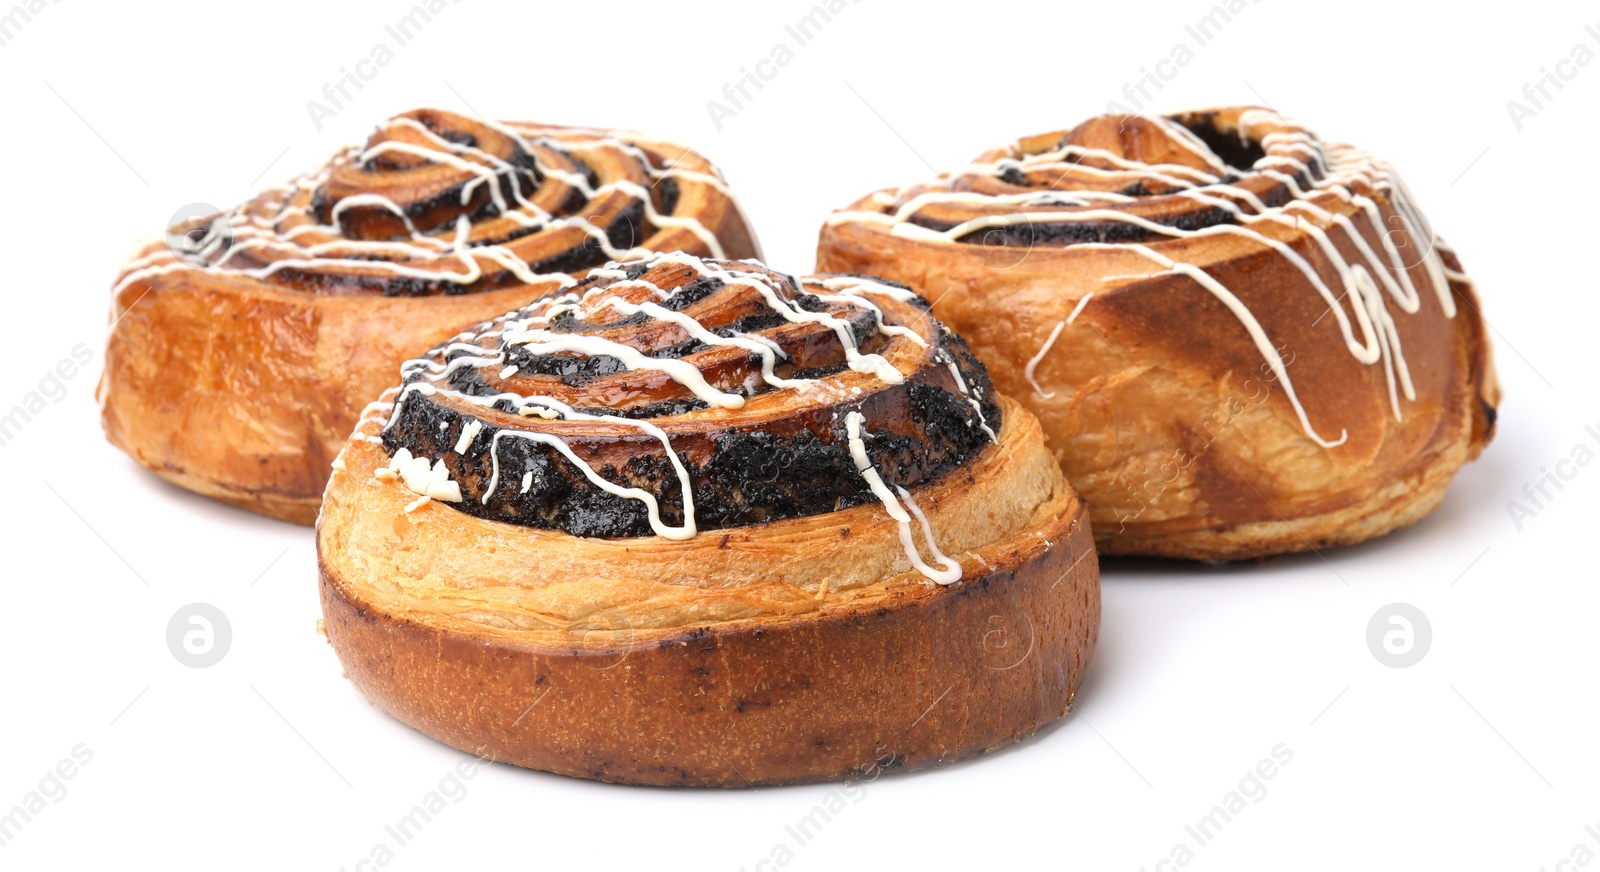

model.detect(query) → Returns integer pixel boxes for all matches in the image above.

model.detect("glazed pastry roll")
[317,253,1099,786]
[100,109,760,523]
[818,107,1498,560]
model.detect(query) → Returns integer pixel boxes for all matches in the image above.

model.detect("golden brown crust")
[318,397,1098,786]
[100,277,546,523]
[817,107,1499,560]
[99,111,760,523]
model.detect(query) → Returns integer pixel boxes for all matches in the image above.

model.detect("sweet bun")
[818,107,1498,559]
[100,109,759,523]
[318,253,1099,785]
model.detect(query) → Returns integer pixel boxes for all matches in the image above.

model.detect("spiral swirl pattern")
[114,108,759,299]
[824,106,1464,447]
[318,258,1096,786]
[818,106,1499,559]
[353,253,1002,560]
[100,109,761,525]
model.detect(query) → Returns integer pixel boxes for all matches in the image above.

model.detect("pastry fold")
[100,109,760,523]
[818,107,1498,559]
[318,255,1099,786]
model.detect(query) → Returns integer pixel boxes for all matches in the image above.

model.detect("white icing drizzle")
[368,380,702,540]
[356,253,995,553]
[110,114,747,301]
[502,327,747,409]
[608,253,909,386]
[594,298,812,391]
[940,349,998,443]
[845,411,963,585]
[809,291,927,348]
[828,108,1463,445]
[482,416,695,540]
[1024,292,1094,400]
[330,193,421,237]
[897,486,962,583]
[1097,241,1347,448]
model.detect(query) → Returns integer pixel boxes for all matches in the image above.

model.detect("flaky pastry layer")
[321,396,1068,638]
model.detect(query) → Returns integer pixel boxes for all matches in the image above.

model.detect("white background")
[1,1,1595,869]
